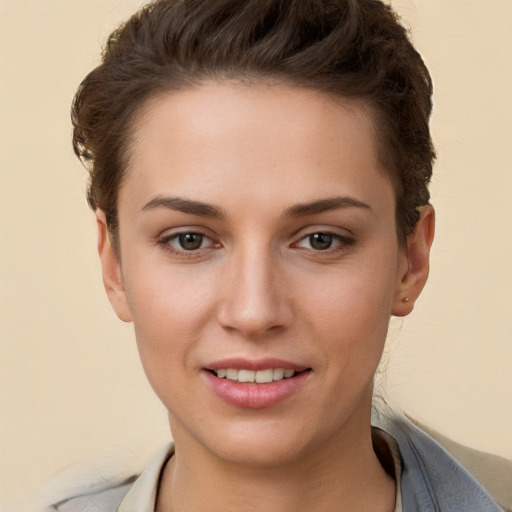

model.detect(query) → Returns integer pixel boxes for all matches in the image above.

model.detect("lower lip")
[203,370,311,409]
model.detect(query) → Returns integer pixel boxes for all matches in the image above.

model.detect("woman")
[48,0,503,510]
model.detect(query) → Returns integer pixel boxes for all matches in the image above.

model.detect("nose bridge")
[218,238,290,337]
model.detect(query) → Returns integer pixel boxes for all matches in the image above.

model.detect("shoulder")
[409,417,512,512]
[36,444,173,512]
[374,412,509,512]
[34,451,142,512]
[39,478,136,512]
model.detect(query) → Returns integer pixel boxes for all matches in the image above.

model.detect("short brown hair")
[72,0,435,247]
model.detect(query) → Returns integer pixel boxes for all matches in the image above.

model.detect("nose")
[216,244,293,339]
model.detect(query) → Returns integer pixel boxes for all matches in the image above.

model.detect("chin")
[210,432,312,468]
[192,414,334,469]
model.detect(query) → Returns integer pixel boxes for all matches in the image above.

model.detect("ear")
[96,210,133,322]
[392,205,435,317]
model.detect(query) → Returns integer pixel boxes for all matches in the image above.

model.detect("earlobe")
[392,205,435,317]
[96,210,133,323]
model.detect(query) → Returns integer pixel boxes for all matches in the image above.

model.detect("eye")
[306,233,334,250]
[294,232,353,251]
[175,233,207,250]
[160,232,216,252]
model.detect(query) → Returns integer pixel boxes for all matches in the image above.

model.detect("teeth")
[226,369,238,380]
[238,369,255,382]
[273,368,285,380]
[214,367,298,383]
[255,369,274,383]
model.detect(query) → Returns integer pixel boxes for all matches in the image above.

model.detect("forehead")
[121,81,394,215]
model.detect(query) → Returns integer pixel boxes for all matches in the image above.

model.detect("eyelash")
[157,231,219,256]
[292,232,355,253]
[157,230,355,257]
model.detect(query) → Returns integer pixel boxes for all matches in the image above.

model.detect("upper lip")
[205,357,309,372]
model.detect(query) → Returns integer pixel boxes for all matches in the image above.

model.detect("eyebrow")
[141,194,373,219]
[142,196,225,219]
[284,196,374,217]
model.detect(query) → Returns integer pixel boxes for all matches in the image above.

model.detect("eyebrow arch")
[284,196,374,217]
[142,196,225,219]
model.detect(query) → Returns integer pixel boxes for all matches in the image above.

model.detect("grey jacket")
[375,414,505,511]
[40,414,506,512]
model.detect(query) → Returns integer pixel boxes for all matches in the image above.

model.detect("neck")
[156,411,396,512]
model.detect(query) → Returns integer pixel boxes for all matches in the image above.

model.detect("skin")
[96,82,435,512]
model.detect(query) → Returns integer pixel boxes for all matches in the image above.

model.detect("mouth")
[207,368,309,383]
[203,360,312,408]
[202,357,313,409]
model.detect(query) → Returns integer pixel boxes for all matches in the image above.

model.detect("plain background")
[1,0,511,510]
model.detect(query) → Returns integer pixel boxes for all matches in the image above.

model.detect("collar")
[117,425,403,512]
[117,443,174,512]
[118,413,502,512]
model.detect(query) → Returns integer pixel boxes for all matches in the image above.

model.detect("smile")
[203,364,312,408]
[211,368,297,383]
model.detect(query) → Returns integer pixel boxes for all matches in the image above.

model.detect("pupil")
[310,233,332,250]
[179,233,203,250]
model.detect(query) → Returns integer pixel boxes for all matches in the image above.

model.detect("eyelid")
[294,233,351,248]
[291,224,355,241]
[291,227,356,252]
[289,221,356,237]
[169,233,212,249]
[157,227,222,255]
[157,225,217,240]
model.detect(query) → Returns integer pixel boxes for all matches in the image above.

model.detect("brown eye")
[294,231,354,253]
[177,233,205,250]
[309,233,334,250]
[158,231,220,256]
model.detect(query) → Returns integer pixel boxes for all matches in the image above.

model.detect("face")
[98,82,432,467]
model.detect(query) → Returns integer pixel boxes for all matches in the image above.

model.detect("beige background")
[1,0,511,511]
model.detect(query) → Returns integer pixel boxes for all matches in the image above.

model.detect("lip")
[205,357,308,372]
[202,358,312,409]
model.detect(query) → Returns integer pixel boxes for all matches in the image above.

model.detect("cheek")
[122,263,218,375]
[307,256,397,321]
[125,256,215,321]
[299,252,398,366]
